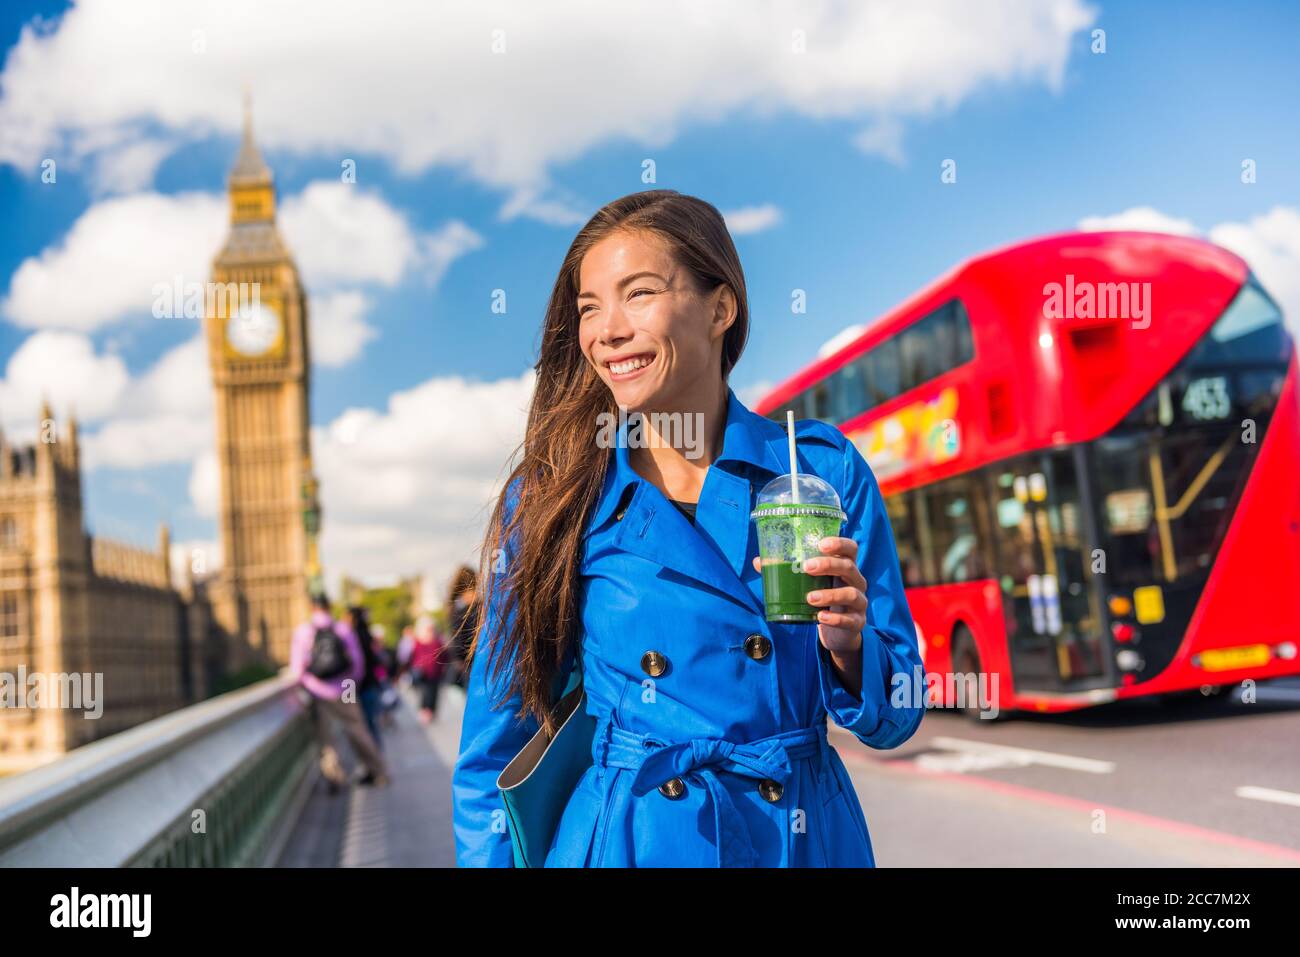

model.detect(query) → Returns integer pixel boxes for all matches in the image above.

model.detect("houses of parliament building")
[0,106,322,773]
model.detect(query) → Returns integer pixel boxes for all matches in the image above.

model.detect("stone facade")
[0,411,207,773]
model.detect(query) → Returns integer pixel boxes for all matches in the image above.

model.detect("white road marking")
[1253,687,1300,703]
[917,736,1116,775]
[1236,785,1300,808]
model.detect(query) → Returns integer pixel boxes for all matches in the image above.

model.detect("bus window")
[1091,275,1289,587]
[806,380,832,421]
[885,492,925,588]
[1199,277,1289,364]
[924,476,990,583]
[770,392,807,422]
[832,359,867,423]
[899,313,934,390]
[898,299,975,393]
[863,338,901,406]
[952,300,975,365]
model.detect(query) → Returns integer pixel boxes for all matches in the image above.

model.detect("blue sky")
[0,0,1296,588]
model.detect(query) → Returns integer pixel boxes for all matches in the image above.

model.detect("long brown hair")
[470,189,750,732]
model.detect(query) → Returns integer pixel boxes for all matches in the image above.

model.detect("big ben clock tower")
[205,97,320,665]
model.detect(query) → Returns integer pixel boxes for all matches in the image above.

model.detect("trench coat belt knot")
[595,721,827,867]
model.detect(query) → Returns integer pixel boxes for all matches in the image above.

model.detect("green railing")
[0,672,314,867]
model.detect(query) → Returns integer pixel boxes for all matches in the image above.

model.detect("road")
[840,677,1300,866]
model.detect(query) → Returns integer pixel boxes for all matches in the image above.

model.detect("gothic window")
[0,517,15,548]
[0,593,20,644]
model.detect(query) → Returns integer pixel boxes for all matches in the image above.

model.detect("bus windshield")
[1089,276,1291,589]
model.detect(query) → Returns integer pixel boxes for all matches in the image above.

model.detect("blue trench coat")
[453,389,924,867]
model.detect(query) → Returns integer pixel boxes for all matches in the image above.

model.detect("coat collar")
[586,387,793,534]
[583,388,798,616]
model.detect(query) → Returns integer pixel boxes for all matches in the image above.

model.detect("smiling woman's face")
[577,228,731,413]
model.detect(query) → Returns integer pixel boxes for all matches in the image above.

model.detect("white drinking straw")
[786,409,799,504]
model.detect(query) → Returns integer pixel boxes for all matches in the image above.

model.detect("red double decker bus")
[756,231,1300,716]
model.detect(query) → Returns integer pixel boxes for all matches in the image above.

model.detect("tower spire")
[230,90,272,187]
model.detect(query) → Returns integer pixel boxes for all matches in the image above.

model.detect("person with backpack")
[289,592,389,792]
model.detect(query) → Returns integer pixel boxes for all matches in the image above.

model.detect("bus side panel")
[1126,354,1300,697]
[903,580,1018,710]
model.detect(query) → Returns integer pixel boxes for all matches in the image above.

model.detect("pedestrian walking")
[348,605,387,750]
[410,615,447,724]
[290,593,390,792]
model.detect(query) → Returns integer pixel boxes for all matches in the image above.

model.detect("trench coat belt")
[594,721,827,867]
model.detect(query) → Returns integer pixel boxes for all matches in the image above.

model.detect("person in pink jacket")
[409,614,447,724]
[288,593,389,791]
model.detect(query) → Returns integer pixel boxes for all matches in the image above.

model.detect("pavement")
[276,684,462,867]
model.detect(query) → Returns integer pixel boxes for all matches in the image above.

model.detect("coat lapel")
[584,389,795,617]
[612,479,764,616]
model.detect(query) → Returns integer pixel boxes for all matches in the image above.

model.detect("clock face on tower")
[227,301,282,358]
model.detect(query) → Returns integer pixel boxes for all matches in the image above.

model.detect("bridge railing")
[0,672,315,867]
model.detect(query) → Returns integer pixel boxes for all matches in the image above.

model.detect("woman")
[452,190,923,867]
[409,615,447,723]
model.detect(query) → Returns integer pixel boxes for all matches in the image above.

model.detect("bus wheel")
[950,626,996,722]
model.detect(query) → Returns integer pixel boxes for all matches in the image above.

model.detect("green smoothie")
[760,557,834,622]
[752,503,845,623]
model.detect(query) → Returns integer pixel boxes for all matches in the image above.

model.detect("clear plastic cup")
[751,474,846,622]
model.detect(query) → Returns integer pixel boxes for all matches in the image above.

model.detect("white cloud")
[122,334,211,417]
[82,413,212,471]
[1210,207,1300,343]
[1079,205,1300,342]
[313,369,535,586]
[0,0,1095,195]
[0,330,213,470]
[723,204,782,236]
[0,191,226,332]
[90,137,176,195]
[417,220,486,285]
[1078,206,1198,236]
[818,323,867,358]
[188,449,220,519]
[69,334,213,470]
[311,291,378,368]
[499,188,589,227]
[282,182,440,289]
[852,116,906,165]
[736,379,775,408]
[0,331,129,426]
[2,182,476,337]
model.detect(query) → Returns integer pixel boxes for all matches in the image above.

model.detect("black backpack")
[307,624,351,680]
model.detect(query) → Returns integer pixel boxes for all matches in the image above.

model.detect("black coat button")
[744,634,771,660]
[659,777,686,799]
[758,779,784,803]
[640,650,668,677]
